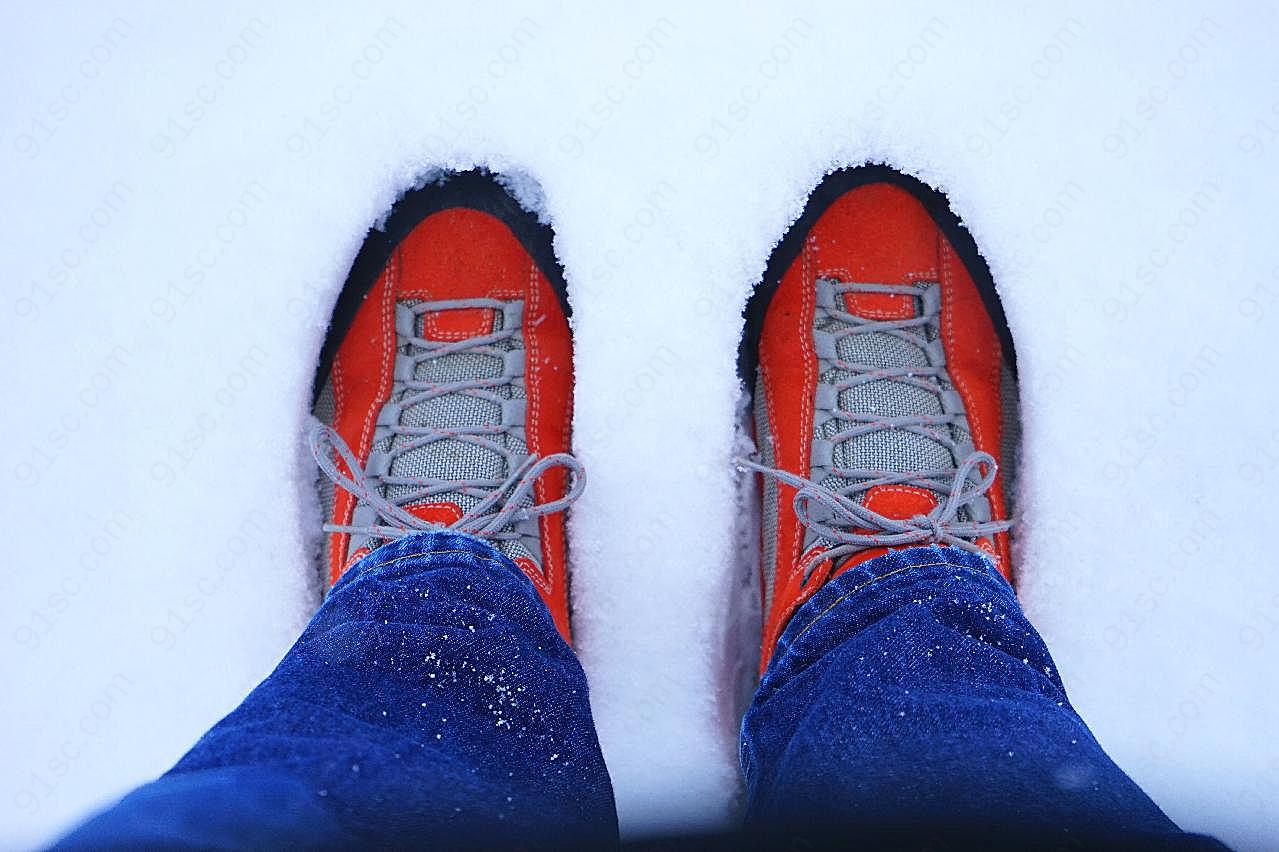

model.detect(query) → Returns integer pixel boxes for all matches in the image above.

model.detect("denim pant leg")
[54,531,618,850]
[740,545,1216,846]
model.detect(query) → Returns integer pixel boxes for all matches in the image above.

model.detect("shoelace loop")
[310,418,584,543]
[740,452,1010,583]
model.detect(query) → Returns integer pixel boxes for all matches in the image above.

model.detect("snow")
[3,2,1278,848]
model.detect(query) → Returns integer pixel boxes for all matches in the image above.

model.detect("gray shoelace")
[309,299,584,548]
[740,280,1011,582]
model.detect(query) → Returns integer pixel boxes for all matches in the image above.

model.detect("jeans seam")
[369,548,507,570]
[790,560,980,644]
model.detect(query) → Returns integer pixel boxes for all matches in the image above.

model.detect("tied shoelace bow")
[310,418,584,543]
[739,452,1010,583]
[739,279,1011,583]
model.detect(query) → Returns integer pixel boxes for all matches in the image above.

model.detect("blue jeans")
[54,533,1217,849]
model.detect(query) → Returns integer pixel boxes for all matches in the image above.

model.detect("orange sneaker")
[309,171,581,641]
[740,166,1018,671]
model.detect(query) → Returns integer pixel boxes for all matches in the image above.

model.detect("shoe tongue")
[840,288,916,320]
[860,484,938,521]
[820,283,958,512]
[373,301,538,569]
[383,304,512,519]
[423,305,498,340]
[405,503,463,527]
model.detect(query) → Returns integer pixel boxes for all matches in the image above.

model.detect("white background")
[3,2,1278,848]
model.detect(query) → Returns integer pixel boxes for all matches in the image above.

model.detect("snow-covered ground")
[4,1,1278,848]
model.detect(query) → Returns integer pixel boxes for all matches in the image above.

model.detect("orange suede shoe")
[310,171,580,641]
[740,166,1019,671]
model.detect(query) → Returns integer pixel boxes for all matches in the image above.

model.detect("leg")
[737,169,1223,845]
[741,545,1207,844]
[59,172,602,847]
[55,531,617,849]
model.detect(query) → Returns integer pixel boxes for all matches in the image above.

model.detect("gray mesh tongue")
[807,278,980,548]
[353,299,538,566]
[382,303,526,506]
[819,327,953,474]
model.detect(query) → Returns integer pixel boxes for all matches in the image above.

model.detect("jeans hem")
[335,530,516,593]
[772,545,1011,671]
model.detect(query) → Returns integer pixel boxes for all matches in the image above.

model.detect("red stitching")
[793,238,817,590]
[524,260,554,596]
[939,234,997,578]
[819,264,934,319]
[400,287,522,300]
[359,256,395,460]
[422,309,497,342]
[870,484,937,502]
[940,237,985,456]
[329,317,350,585]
